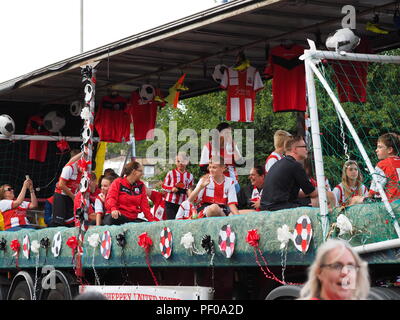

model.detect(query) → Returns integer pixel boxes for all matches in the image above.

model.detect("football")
[70,100,83,116]
[325,28,360,52]
[0,114,15,137]
[43,111,66,133]
[139,84,155,103]
[212,64,227,84]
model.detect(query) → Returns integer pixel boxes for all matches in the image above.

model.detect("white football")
[43,111,66,133]
[139,84,155,103]
[212,64,227,84]
[325,28,360,52]
[0,114,15,137]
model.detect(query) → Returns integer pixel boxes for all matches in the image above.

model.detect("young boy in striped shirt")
[162,152,194,219]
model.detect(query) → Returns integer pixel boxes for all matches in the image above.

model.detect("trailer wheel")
[265,285,302,300]
[45,283,70,300]
[39,270,76,300]
[9,281,32,300]
[368,287,400,300]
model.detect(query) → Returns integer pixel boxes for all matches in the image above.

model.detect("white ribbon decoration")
[31,240,40,254]
[80,106,92,120]
[277,224,293,250]
[336,214,353,236]
[88,233,100,248]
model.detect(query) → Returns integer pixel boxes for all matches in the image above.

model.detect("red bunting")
[138,232,153,252]
[56,139,70,153]
[137,232,158,286]
[245,229,260,247]
[245,229,300,286]
[10,239,21,268]
[66,236,79,260]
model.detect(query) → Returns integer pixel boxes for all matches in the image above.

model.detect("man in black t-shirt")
[260,136,317,211]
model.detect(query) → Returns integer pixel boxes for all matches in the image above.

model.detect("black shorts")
[50,193,74,227]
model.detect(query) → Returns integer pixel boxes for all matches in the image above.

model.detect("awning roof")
[1,0,399,106]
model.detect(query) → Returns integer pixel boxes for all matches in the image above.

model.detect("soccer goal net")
[303,41,400,238]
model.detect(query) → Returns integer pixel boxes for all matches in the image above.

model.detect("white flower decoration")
[180,232,195,250]
[277,224,293,249]
[80,106,92,120]
[31,240,40,254]
[88,233,100,248]
[336,214,353,236]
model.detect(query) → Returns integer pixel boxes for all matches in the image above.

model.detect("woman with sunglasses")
[298,239,370,300]
[0,178,38,231]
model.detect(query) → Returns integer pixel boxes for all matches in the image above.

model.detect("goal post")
[302,40,400,239]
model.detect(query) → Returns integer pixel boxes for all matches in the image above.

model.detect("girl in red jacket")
[104,161,157,225]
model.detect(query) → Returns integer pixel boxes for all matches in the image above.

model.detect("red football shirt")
[25,115,50,162]
[126,91,160,141]
[264,45,306,112]
[94,95,131,143]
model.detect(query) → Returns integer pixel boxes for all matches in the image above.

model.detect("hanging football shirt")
[25,115,50,162]
[331,38,372,103]
[94,94,130,143]
[220,65,264,122]
[264,45,306,112]
[126,91,160,141]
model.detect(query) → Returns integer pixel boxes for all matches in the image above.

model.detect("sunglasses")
[5,187,14,192]
[295,145,308,149]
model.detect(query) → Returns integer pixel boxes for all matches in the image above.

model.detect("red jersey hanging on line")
[331,38,372,103]
[25,115,50,162]
[126,91,162,141]
[220,65,264,122]
[264,44,306,112]
[94,94,130,143]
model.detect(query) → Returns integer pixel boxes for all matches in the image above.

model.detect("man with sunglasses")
[0,178,38,231]
[260,136,318,211]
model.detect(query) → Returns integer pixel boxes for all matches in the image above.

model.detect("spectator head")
[298,239,369,300]
[74,292,108,300]
[274,130,292,151]
[123,161,143,182]
[284,136,309,160]
[249,166,265,188]
[0,185,14,200]
[377,132,400,159]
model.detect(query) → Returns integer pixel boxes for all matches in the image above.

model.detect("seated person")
[104,161,158,225]
[260,136,317,211]
[303,157,337,209]
[365,132,400,202]
[44,196,54,226]
[237,166,265,213]
[74,172,100,227]
[179,156,239,219]
[265,130,292,174]
[146,188,167,221]
[0,178,38,231]
[333,160,368,207]
[95,174,117,226]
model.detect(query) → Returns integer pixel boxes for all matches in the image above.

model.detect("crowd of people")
[0,124,399,232]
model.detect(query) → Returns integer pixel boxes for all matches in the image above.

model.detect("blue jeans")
[7,225,37,232]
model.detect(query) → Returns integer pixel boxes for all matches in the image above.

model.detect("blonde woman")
[333,160,368,207]
[298,239,370,300]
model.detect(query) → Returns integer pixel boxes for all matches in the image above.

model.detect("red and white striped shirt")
[0,200,31,230]
[333,183,368,206]
[162,169,193,204]
[196,176,238,206]
[55,161,82,195]
[265,152,283,173]
[220,66,264,122]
